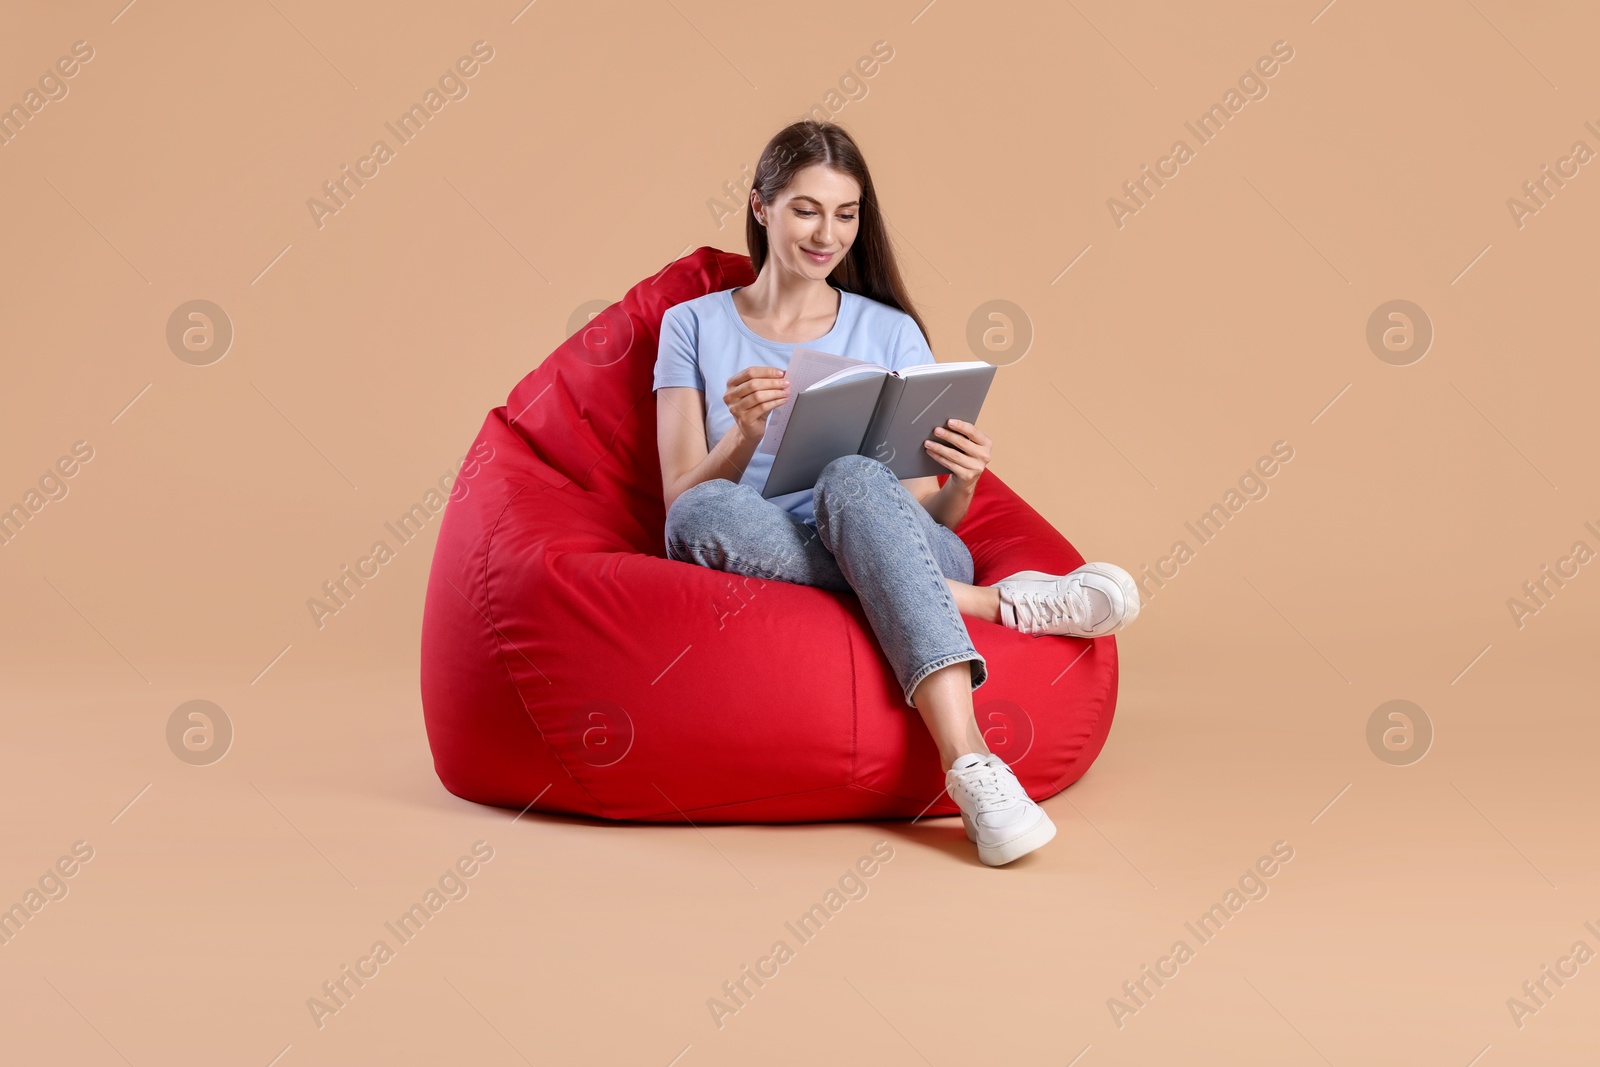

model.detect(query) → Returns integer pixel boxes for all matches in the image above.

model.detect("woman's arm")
[906,417,993,529]
[658,388,755,512]
[904,475,975,529]
[657,368,791,512]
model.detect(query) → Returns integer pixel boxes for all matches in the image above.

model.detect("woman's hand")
[924,418,992,490]
[724,366,792,444]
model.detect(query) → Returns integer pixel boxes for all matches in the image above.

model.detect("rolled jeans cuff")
[900,649,988,709]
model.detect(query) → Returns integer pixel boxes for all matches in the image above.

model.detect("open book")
[758,346,997,498]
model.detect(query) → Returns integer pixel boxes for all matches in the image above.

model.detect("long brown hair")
[745,120,932,349]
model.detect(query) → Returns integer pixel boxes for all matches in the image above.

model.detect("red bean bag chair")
[420,246,1119,824]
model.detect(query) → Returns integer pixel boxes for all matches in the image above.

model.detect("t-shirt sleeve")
[653,305,704,392]
[889,314,934,372]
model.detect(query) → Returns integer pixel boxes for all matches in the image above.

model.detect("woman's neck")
[734,263,838,333]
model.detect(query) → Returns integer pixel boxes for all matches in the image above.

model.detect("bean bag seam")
[580,376,655,494]
[627,782,863,821]
[1044,637,1119,795]
[849,780,956,811]
[847,604,861,788]
[480,480,609,816]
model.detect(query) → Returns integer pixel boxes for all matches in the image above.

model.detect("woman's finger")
[924,439,979,473]
[932,426,978,458]
[946,419,991,446]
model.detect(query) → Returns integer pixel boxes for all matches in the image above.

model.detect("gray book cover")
[761,360,997,498]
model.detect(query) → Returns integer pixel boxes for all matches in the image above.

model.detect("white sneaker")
[995,562,1140,638]
[945,752,1056,866]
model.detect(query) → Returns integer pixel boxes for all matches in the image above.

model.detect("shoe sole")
[1075,562,1140,631]
[1002,564,1140,636]
[961,810,1058,866]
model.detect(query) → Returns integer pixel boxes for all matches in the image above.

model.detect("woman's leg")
[910,663,994,769]
[664,477,852,590]
[948,581,1002,623]
[812,457,1057,865]
[810,454,992,770]
[665,462,994,771]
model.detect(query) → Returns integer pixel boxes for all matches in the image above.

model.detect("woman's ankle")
[940,744,992,771]
[948,581,1003,623]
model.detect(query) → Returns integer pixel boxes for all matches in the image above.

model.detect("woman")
[654,120,1139,866]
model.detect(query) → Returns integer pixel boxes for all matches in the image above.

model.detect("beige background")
[2,0,1597,1063]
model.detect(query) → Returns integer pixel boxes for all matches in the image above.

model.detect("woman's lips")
[802,248,834,263]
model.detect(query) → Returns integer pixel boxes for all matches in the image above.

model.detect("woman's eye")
[792,210,857,222]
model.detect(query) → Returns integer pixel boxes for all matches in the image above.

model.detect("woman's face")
[753,164,861,282]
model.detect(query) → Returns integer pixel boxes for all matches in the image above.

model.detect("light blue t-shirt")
[653,284,933,526]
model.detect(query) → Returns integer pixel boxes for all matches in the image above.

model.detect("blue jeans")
[663,453,987,707]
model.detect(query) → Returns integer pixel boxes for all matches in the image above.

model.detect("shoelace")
[1010,581,1092,634]
[952,762,1015,814]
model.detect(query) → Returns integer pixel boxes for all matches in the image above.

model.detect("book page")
[810,364,890,390]
[757,347,879,456]
[895,359,991,376]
